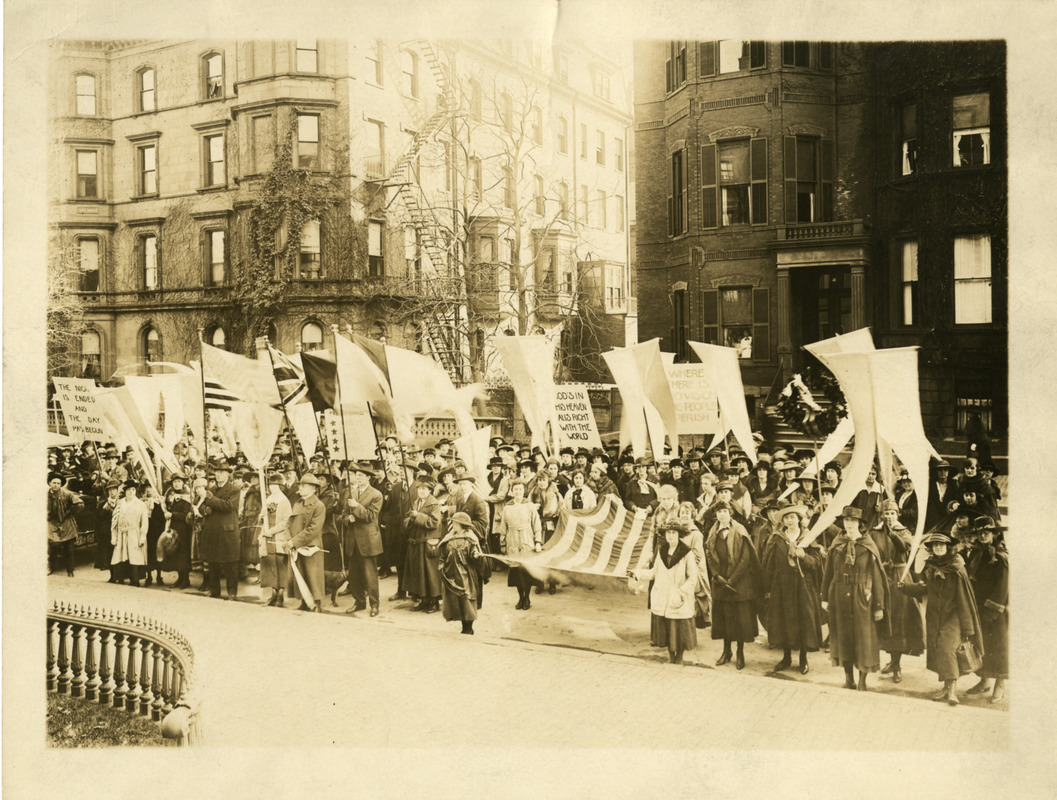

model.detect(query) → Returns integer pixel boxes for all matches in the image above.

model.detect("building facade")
[633,40,1006,437]
[49,38,634,387]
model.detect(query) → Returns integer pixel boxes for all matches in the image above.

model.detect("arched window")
[202,52,223,99]
[75,73,96,115]
[81,330,102,379]
[210,326,227,350]
[143,326,162,364]
[298,219,321,279]
[301,321,324,352]
[137,67,155,112]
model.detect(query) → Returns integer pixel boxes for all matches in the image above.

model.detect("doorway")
[792,266,851,369]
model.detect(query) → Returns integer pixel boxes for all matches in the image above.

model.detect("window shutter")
[667,152,674,236]
[700,144,717,228]
[698,42,715,77]
[752,287,770,361]
[701,289,719,345]
[679,149,689,235]
[820,138,835,222]
[750,137,768,225]
[783,136,797,223]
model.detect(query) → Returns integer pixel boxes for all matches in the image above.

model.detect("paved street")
[47,565,1007,751]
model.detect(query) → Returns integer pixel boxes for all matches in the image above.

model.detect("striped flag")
[267,343,309,407]
[200,342,279,409]
[503,496,656,582]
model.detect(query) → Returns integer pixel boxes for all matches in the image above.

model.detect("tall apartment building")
[49,38,634,386]
[634,40,1006,436]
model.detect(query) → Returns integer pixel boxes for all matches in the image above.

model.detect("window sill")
[131,109,158,118]
[70,198,108,205]
[197,185,229,194]
[132,193,160,201]
[199,96,226,105]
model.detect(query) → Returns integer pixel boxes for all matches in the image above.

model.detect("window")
[299,220,321,279]
[137,68,155,112]
[782,41,810,68]
[252,115,275,173]
[718,40,766,73]
[580,184,589,225]
[538,249,556,292]
[701,287,770,361]
[203,53,223,99]
[702,138,768,227]
[402,50,419,98]
[615,138,624,172]
[561,253,574,294]
[75,74,97,115]
[668,148,687,236]
[367,40,384,85]
[79,238,100,292]
[559,182,569,221]
[672,288,689,360]
[81,331,101,379]
[783,136,834,223]
[953,92,990,167]
[505,238,517,290]
[616,195,625,232]
[954,234,992,324]
[592,70,610,101]
[296,39,318,72]
[597,190,607,228]
[557,115,568,154]
[605,264,625,309]
[210,326,227,350]
[530,106,542,144]
[819,42,834,70]
[900,103,918,176]
[301,322,324,352]
[900,240,919,326]
[204,133,225,186]
[297,114,319,170]
[665,41,687,93]
[534,175,545,216]
[405,227,422,285]
[138,144,157,195]
[469,157,482,200]
[580,123,588,159]
[368,221,384,277]
[207,229,225,286]
[365,120,384,179]
[503,165,515,209]
[596,130,606,165]
[141,234,159,290]
[76,150,98,198]
[469,79,481,122]
[143,327,162,364]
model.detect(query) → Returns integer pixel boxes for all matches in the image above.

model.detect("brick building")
[633,40,1006,437]
[49,38,634,388]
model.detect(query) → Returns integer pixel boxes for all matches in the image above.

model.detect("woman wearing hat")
[438,512,487,634]
[676,502,711,630]
[872,501,925,683]
[761,504,824,674]
[142,483,168,587]
[631,522,699,665]
[111,481,149,586]
[162,474,194,589]
[965,516,1009,703]
[821,506,888,691]
[259,472,293,606]
[404,476,443,613]
[898,532,985,706]
[497,478,544,610]
[705,502,761,669]
[95,479,122,581]
[623,459,659,515]
[562,469,597,513]
[47,472,83,577]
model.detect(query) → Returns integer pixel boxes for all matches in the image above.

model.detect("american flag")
[267,343,309,407]
[200,342,280,410]
[508,495,656,579]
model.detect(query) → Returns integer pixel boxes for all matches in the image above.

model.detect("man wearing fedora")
[198,459,241,600]
[341,462,385,616]
[285,472,327,612]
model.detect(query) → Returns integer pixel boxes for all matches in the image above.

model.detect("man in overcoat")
[198,459,241,600]
[341,463,385,616]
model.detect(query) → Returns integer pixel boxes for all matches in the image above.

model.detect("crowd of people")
[46,434,1008,703]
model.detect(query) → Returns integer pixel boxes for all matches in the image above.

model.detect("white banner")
[322,406,377,462]
[663,363,720,435]
[552,385,603,450]
[51,377,106,442]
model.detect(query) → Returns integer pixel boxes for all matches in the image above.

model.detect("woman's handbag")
[956,639,983,675]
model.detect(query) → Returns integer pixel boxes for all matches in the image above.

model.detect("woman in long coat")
[873,501,925,683]
[821,505,888,691]
[94,480,121,580]
[705,501,761,670]
[761,504,823,674]
[161,475,193,589]
[632,522,699,664]
[438,512,486,634]
[259,472,292,606]
[677,502,711,630]
[497,479,543,610]
[47,472,83,576]
[899,532,985,706]
[142,484,167,586]
[403,477,443,612]
[965,515,1009,703]
[111,481,149,586]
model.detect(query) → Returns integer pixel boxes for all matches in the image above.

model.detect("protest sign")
[552,384,603,449]
[51,377,107,442]
[663,363,720,435]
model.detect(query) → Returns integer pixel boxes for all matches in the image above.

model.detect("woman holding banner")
[632,522,699,665]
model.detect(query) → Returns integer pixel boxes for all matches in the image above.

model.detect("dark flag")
[300,350,338,413]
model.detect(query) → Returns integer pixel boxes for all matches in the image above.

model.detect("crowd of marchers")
[47,435,1007,704]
